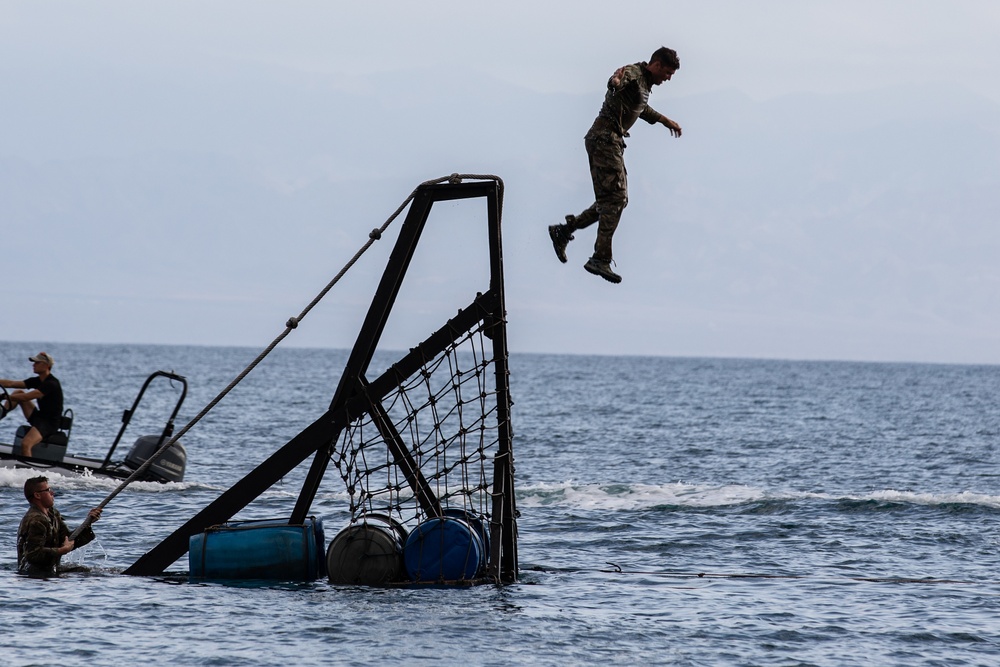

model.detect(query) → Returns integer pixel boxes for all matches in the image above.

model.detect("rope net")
[330,320,506,530]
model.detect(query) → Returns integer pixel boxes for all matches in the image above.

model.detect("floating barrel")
[403,514,486,582]
[326,515,407,585]
[189,517,325,581]
[443,508,491,563]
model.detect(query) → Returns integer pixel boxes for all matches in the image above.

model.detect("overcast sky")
[3,1,1000,364]
[4,1,997,101]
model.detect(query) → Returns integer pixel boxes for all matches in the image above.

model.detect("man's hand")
[609,65,628,88]
[661,116,682,137]
[59,537,75,554]
[88,507,103,523]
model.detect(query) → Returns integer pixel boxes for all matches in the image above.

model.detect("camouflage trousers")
[567,132,629,261]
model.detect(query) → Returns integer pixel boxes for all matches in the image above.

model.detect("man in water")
[0,352,63,457]
[17,476,102,576]
[549,46,683,284]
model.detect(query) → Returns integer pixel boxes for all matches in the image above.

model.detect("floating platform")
[127,176,518,585]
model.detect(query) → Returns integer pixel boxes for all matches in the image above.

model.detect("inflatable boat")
[0,370,189,483]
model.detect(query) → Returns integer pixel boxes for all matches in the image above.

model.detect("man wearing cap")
[0,352,64,458]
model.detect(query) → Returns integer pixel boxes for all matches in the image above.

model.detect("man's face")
[34,484,56,509]
[648,62,676,85]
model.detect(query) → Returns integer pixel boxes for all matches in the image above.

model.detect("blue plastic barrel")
[327,515,407,585]
[403,516,485,582]
[189,517,325,581]
[442,508,491,566]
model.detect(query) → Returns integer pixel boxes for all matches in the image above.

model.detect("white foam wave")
[517,481,767,510]
[0,466,203,493]
[852,488,1000,508]
[517,482,1000,511]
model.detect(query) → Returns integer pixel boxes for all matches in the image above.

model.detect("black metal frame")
[126,179,517,582]
[101,370,188,468]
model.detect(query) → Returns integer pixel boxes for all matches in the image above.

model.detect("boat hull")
[0,442,156,482]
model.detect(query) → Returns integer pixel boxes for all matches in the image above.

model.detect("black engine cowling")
[124,435,186,483]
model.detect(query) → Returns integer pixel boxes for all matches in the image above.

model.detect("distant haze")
[2,2,1000,365]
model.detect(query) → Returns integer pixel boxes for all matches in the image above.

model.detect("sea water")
[1,342,999,666]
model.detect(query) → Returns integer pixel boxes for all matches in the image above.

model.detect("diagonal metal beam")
[363,381,443,519]
[359,290,499,408]
[289,187,438,521]
[291,289,500,523]
[124,411,346,576]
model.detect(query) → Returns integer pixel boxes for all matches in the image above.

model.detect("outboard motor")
[124,435,187,483]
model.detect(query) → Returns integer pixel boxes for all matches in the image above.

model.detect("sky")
[3,1,994,101]
[2,1,1000,365]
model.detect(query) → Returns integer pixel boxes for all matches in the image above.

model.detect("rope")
[70,173,504,540]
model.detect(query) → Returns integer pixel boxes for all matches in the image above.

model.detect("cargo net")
[329,321,505,531]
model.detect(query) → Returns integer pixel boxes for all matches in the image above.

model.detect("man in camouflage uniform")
[549,46,683,284]
[17,476,102,576]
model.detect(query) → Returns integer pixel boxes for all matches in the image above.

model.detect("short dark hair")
[651,46,680,70]
[25,476,48,501]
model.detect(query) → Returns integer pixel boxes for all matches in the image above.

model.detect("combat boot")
[584,256,622,284]
[548,217,576,264]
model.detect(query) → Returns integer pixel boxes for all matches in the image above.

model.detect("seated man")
[0,352,64,457]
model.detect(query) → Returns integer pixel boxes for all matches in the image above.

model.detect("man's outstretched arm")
[659,115,682,137]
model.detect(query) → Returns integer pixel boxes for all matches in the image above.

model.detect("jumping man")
[549,46,682,284]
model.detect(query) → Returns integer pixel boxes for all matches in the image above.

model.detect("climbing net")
[330,320,508,529]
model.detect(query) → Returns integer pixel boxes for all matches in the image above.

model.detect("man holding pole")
[17,476,102,576]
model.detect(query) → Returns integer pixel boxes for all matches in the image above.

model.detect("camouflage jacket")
[588,62,664,139]
[17,506,95,575]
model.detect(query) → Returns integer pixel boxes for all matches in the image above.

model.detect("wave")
[852,488,1000,508]
[0,466,204,493]
[516,481,1000,511]
[517,481,764,509]
[8,466,996,514]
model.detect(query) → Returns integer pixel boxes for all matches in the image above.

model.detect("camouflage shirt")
[589,62,664,139]
[17,505,95,575]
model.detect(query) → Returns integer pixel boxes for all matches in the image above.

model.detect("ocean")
[2,342,999,666]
